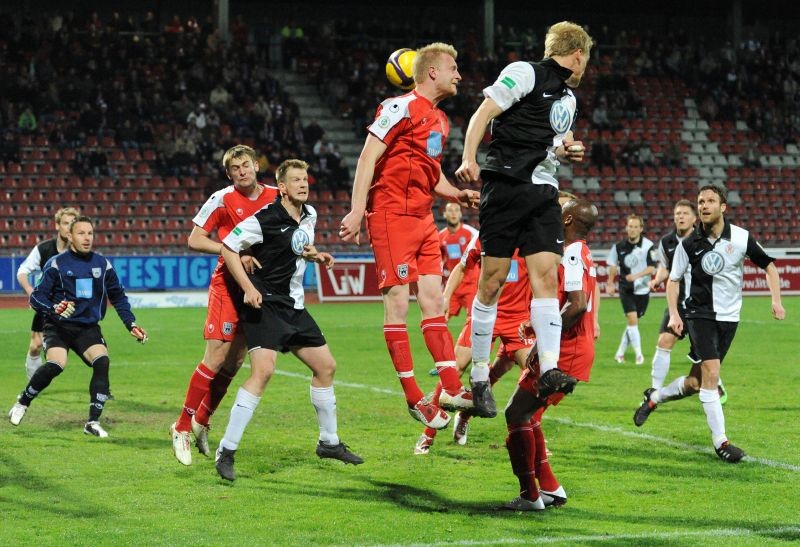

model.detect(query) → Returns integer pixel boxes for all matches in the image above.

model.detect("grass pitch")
[1,296,799,545]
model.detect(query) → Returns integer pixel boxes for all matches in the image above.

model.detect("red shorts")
[448,285,477,318]
[204,274,242,342]
[367,211,442,289]
[455,315,535,360]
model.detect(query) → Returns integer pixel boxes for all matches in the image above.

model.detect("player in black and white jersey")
[606,214,657,365]
[16,206,80,379]
[455,22,594,416]
[212,159,363,481]
[634,185,785,463]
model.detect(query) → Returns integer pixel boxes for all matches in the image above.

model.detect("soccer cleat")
[428,367,440,376]
[171,422,192,465]
[540,486,568,507]
[8,402,28,426]
[84,421,109,438]
[537,368,578,398]
[452,411,469,445]
[633,388,657,427]
[191,416,210,457]
[408,399,451,429]
[635,354,645,365]
[215,445,236,481]
[715,441,745,463]
[414,434,434,455]
[438,387,474,412]
[470,381,497,418]
[718,382,728,406]
[500,496,545,511]
[316,441,364,465]
[614,353,625,364]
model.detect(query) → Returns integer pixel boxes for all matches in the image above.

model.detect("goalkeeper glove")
[54,300,76,319]
[128,323,149,344]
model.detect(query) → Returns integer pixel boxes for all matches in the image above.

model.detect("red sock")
[489,364,502,385]
[384,324,424,405]
[175,363,215,431]
[195,368,235,426]
[505,422,539,501]
[421,316,462,393]
[423,382,444,438]
[531,408,559,492]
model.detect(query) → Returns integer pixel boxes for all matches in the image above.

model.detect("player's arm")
[188,224,224,255]
[302,244,334,269]
[442,261,466,319]
[554,130,586,163]
[593,286,601,339]
[16,246,41,296]
[339,134,387,244]
[104,261,148,342]
[29,266,58,315]
[455,97,503,184]
[606,245,618,295]
[220,216,264,308]
[764,263,785,320]
[562,289,588,331]
[666,242,689,335]
[434,170,479,208]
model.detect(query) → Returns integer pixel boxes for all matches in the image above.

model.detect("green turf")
[1,296,799,545]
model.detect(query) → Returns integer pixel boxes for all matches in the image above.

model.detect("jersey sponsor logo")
[549,101,572,134]
[623,253,639,269]
[701,251,725,275]
[506,260,519,282]
[446,243,462,260]
[76,278,93,298]
[222,322,234,335]
[500,76,516,89]
[397,263,409,279]
[92,267,102,278]
[291,229,311,255]
[426,131,443,157]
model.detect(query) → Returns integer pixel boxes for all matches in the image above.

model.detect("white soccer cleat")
[8,402,28,426]
[452,411,469,446]
[438,387,474,412]
[84,421,109,438]
[635,354,645,365]
[408,399,451,429]
[500,496,546,511]
[191,416,210,457]
[614,354,625,364]
[414,434,433,455]
[540,485,568,507]
[170,422,192,465]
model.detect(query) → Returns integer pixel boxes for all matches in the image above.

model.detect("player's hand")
[518,320,535,342]
[606,284,616,297]
[54,300,76,319]
[772,301,786,320]
[455,159,481,185]
[339,211,363,245]
[667,314,683,336]
[244,287,262,309]
[594,321,601,340]
[240,255,262,275]
[649,278,659,291]
[455,189,480,209]
[625,273,636,282]
[128,323,149,344]
[560,140,586,163]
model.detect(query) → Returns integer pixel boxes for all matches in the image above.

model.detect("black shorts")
[659,306,688,339]
[685,318,738,363]
[42,320,106,359]
[478,175,563,258]
[242,301,326,353]
[31,311,46,332]
[620,289,649,318]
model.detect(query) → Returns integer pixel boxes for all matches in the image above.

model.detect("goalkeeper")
[8,216,147,437]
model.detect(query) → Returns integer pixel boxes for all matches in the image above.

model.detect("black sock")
[19,361,63,406]
[89,355,110,422]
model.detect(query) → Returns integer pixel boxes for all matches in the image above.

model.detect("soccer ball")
[386,48,416,90]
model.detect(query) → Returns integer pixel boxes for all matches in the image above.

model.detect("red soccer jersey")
[440,223,479,285]
[559,240,597,340]
[366,90,450,217]
[462,240,531,320]
[192,183,279,282]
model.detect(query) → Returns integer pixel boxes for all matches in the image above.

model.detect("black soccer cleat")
[470,381,497,418]
[316,441,364,465]
[715,441,745,463]
[537,368,578,399]
[633,388,657,427]
[215,446,237,481]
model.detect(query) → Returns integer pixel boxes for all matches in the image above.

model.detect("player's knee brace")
[90,355,110,394]
[30,361,64,390]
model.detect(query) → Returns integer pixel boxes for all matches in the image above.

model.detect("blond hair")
[626,213,644,228]
[276,159,310,183]
[222,144,258,171]
[413,42,457,83]
[54,206,80,224]
[544,21,593,58]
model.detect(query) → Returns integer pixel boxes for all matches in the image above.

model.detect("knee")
[504,402,532,425]
[91,355,110,372]
[684,375,701,392]
[320,357,336,378]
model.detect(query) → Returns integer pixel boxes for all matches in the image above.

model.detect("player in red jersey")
[415,237,534,454]
[339,43,479,429]
[439,203,479,320]
[170,145,278,466]
[502,198,598,511]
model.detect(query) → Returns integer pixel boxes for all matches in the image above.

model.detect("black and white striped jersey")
[607,236,657,295]
[669,220,774,322]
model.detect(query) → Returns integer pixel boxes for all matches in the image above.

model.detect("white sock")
[25,353,43,380]
[311,385,339,445]
[651,347,671,388]
[699,388,727,448]
[652,375,687,404]
[616,329,629,357]
[470,297,496,366]
[220,387,261,451]
[626,326,642,357]
[531,298,561,373]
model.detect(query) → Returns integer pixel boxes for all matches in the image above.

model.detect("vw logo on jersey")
[291,228,311,255]
[701,250,725,275]
[549,101,572,135]
[623,253,639,269]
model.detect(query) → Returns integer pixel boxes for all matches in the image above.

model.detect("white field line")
[271,369,800,472]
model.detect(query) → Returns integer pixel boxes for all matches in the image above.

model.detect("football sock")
[424,426,438,439]
[505,422,539,501]
[88,355,110,422]
[25,353,42,379]
[626,326,642,357]
[421,317,461,393]
[488,364,502,386]
[196,367,235,426]
[384,324,424,405]
[616,328,629,357]
[652,375,687,404]
[531,298,561,373]
[531,410,559,492]
[651,347,671,388]
[220,387,261,451]
[19,361,63,406]
[470,297,496,366]
[699,387,727,448]
[176,362,215,431]
[310,385,339,445]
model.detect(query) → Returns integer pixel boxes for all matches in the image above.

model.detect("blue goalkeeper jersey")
[30,249,136,327]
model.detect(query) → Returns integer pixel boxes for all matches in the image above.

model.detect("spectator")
[18,106,37,132]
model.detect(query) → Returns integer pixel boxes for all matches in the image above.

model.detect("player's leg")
[631,295,650,364]
[502,379,545,511]
[652,309,678,388]
[82,341,111,438]
[10,340,69,426]
[26,331,44,380]
[196,336,247,425]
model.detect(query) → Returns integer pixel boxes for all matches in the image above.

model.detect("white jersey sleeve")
[656,240,668,270]
[606,244,619,267]
[368,94,413,141]
[483,62,536,112]
[222,215,263,252]
[192,188,230,230]
[17,246,43,276]
[562,242,586,293]
[669,241,690,281]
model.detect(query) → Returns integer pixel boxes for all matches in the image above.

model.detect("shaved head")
[563,198,597,240]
